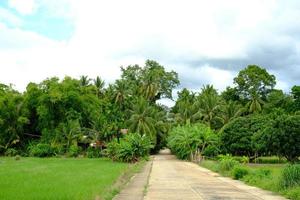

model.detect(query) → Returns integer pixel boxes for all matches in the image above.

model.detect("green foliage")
[218,156,240,172]
[167,124,218,160]
[292,86,300,111]
[29,143,56,157]
[234,65,276,100]
[15,155,21,161]
[221,115,270,156]
[260,115,300,162]
[280,165,300,189]
[106,133,153,162]
[86,147,102,158]
[68,145,81,157]
[4,148,18,157]
[232,166,249,180]
[256,157,287,164]
[232,156,250,164]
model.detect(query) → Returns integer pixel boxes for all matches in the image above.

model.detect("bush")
[15,155,21,160]
[284,186,300,200]
[68,145,81,157]
[106,133,153,162]
[232,166,249,180]
[86,147,102,158]
[219,158,239,172]
[257,168,271,178]
[5,148,18,156]
[167,124,218,160]
[280,165,300,189]
[256,156,287,164]
[29,143,56,157]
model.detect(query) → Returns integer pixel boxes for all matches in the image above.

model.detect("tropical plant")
[167,123,218,160]
[105,133,153,162]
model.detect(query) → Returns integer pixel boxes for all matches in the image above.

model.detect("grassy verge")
[200,160,300,200]
[103,159,146,200]
[0,157,143,200]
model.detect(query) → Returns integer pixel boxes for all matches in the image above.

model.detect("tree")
[220,101,244,126]
[171,88,197,125]
[120,60,179,103]
[291,86,300,111]
[234,65,276,113]
[264,89,293,113]
[93,76,105,97]
[220,115,270,157]
[79,75,91,86]
[0,85,28,153]
[259,114,300,162]
[127,98,157,143]
[194,85,222,128]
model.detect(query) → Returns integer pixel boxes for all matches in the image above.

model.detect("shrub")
[257,168,271,178]
[5,148,18,156]
[256,156,287,164]
[106,133,153,162]
[219,158,239,172]
[86,147,102,158]
[167,124,218,160]
[280,165,300,189]
[232,166,249,180]
[29,143,55,157]
[15,155,21,160]
[68,145,81,157]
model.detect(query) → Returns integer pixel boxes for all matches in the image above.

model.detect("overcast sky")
[1,0,300,106]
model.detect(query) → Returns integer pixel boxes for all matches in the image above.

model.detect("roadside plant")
[167,123,218,160]
[106,133,153,162]
[280,165,300,189]
[232,166,249,180]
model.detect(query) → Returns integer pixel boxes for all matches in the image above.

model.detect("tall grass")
[280,165,300,189]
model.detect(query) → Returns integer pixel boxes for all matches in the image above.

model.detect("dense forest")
[0,60,300,162]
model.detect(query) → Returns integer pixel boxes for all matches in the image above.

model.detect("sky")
[0,0,300,106]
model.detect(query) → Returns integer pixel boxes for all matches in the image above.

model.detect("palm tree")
[220,101,244,125]
[93,76,105,97]
[114,80,128,106]
[127,98,157,143]
[57,120,82,148]
[246,92,264,113]
[80,75,91,87]
[194,85,221,128]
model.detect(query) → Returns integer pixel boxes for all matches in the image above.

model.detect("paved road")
[144,149,286,200]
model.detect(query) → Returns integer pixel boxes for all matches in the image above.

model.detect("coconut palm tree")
[220,101,244,125]
[194,85,222,128]
[127,98,158,143]
[79,75,91,87]
[93,76,105,97]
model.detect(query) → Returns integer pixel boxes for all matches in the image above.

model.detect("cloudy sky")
[1,0,300,105]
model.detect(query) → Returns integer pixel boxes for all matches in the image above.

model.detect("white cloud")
[0,0,300,97]
[8,0,37,15]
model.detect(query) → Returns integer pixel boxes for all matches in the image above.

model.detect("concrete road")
[144,149,286,200]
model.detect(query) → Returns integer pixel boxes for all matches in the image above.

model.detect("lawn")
[200,160,300,200]
[0,157,133,200]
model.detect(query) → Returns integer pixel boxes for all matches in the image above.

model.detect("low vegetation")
[200,157,300,200]
[0,157,133,200]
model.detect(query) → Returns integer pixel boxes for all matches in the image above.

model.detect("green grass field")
[200,160,300,200]
[0,157,132,200]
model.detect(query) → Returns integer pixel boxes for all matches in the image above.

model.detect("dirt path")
[144,149,286,200]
